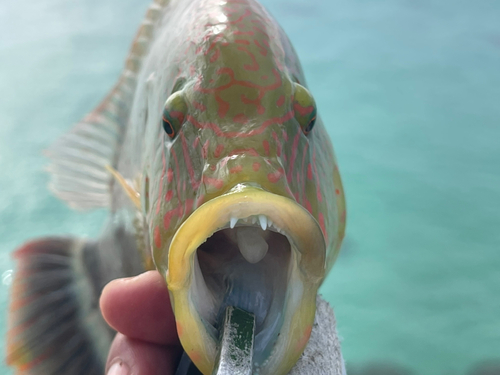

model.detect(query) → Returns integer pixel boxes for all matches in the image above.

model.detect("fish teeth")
[268,218,273,228]
[258,215,267,231]
[230,217,238,229]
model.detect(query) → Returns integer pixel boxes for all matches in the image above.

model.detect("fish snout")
[201,151,290,197]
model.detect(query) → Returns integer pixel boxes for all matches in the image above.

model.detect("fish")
[5,0,346,374]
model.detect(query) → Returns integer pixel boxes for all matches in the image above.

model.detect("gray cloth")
[290,296,346,375]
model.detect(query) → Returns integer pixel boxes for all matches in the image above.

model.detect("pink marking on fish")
[228,148,259,157]
[154,226,162,248]
[229,8,251,24]
[205,34,224,54]
[186,110,294,138]
[233,113,249,124]
[286,130,301,183]
[171,149,183,205]
[163,207,181,230]
[192,137,200,149]
[218,157,230,169]
[267,167,284,183]
[193,101,207,112]
[282,129,288,141]
[214,144,225,158]
[165,190,173,202]
[250,18,265,26]
[156,150,167,214]
[272,131,282,157]
[254,39,267,56]
[252,162,261,171]
[318,212,327,241]
[229,165,243,174]
[216,95,230,118]
[202,140,210,158]
[196,195,205,207]
[304,198,313,215]
[195,67,283,124]
[210,49,221,62]
[184,199,194,213]
[293,102,314,117]
[170,110,185,124]
[180,132,200,190]
[234,30,255,36]
[262,140,270,156]
[202,176,224,189]
[312,148,323,202]
[252,25,268,39]
[300,143,309,203]
[241,93,265,114]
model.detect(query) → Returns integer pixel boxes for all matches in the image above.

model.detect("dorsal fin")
[46,0,170,211]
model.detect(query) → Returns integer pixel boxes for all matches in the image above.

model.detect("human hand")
[100,271,183,375]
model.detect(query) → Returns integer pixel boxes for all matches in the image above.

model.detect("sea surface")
[0,0,499,374]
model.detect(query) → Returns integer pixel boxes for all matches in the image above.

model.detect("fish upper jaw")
[162,184,326,375]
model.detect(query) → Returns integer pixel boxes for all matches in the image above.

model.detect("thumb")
[106,333,181,375]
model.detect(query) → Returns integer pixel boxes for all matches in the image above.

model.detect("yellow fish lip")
[166,184,326,375]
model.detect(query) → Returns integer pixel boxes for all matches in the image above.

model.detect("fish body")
[6,0,346,374]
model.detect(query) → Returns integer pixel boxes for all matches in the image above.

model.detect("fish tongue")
[236,227,268,264]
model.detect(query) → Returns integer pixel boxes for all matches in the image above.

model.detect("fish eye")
[293,83,317,135]
[162,91,187,139]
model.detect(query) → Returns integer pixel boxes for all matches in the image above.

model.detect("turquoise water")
[1,0,499,374]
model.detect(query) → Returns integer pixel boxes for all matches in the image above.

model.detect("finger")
[100,271,180,346]
[106,333,181,375]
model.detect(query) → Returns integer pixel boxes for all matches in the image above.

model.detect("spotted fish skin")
[6,0,346,374]
[118,0,345,270]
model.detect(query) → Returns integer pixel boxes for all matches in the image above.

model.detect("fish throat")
[195,223,291,362]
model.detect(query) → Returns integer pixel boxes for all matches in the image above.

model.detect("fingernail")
[107,360,130,375]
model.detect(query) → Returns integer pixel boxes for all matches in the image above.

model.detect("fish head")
[143,64,345,374]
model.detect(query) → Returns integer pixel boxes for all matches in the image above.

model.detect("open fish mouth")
[166,184,326,375]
